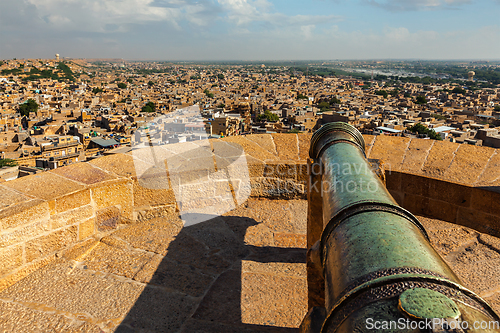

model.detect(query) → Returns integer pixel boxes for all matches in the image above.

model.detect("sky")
[1,0,499,60]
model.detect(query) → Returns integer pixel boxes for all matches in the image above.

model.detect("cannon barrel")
[304,122,500,332]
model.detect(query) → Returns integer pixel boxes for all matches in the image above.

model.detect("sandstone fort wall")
[0,133,498,291]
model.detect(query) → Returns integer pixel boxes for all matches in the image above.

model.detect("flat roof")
[376,126,402,133]
[433,126,455,133]
[90,138,119,147]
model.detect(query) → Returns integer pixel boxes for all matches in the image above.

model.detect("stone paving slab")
[0,199,309,332]
[180,319,296,333]
[0,299,103,333]
[0,200,500,332]
[420,216,500,300]
[0,260,146,330]
[240,272,306,328]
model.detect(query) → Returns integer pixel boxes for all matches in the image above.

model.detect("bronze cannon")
[301,122,500,333]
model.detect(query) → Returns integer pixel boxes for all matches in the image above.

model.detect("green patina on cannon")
[301,122,500,333]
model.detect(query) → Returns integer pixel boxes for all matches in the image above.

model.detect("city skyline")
[1,0,500,60]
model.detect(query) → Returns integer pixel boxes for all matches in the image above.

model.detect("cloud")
[0,0,219,34]
[1,0,497,60]
[301,25,316,39]
[365,0,471,11]
[0,0,343,59]
[0,0,339,36]
[217,0,340,28]
[0,0,40,30]
[27,0,185,32]
[384,26,411,41]
[151,0,222,26]
[317,25,499,60]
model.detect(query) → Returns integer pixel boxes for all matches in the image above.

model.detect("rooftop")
[375,126,402,133]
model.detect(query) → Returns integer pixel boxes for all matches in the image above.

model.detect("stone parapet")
[365,135,500,236]
[365,134,500,187]
[0,163,136,291]
[0,133,498,291]
[387,171,500,237]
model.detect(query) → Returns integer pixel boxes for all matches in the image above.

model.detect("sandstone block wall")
[0,162,137,291]
[0,133,498,291]
[387,172,500,237]
[364,134,500,236]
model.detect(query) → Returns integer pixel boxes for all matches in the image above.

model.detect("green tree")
[0,159,17,167]
[117,82,127,89]
[390,88,400,96]
[257,110,279,122]
[375,90,388,98]
[217,73,224,80]
[318,101,330,112]
[18,99,38,117]
[92,87,103,94]
[409,123,442,140]
[127,78,133,83]
[217,103,225,108]
[494,105,500,112]
[56,62,75,81]
[428,130,442,140]
[204,89,214,98]
[409,123,429,135]
[148,81,155,87]
[141,102,156,113]
[296,93,308,100]
[452,87,465,94]
[330,97,342,104]
[415,95,427,104]
[431,113,447,120]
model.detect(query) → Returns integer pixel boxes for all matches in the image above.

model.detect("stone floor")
[0,199,499,332]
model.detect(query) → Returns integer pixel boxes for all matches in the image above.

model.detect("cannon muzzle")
[302,122,500,333]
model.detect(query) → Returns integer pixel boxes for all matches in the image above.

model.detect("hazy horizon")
[1,0,499,61]
[6,58,500,63]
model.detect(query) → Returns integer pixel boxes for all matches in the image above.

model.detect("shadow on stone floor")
[115,214,306,332]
